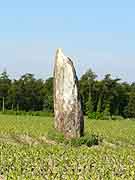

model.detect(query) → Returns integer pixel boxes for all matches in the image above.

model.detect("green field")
[1,115,135,179]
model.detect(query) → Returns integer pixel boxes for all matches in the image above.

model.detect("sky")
[0,0,135,82]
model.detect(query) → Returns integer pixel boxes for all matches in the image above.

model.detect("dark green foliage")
[70,134,100,147]
[43,77,53,112]
[0,70,11,111]
[0,68,135,118]
[127,92,135,118]
[0,110,53,117]
[79,69,97,114]
[47,129,101,147]
[103,102,111,120]
[88,111,113,120]
[86,97,93,114]
[0,70,53,113]
[27,111,53,117]
[88,112,103,120]
[79,70,133,119]
[96,94,102,113]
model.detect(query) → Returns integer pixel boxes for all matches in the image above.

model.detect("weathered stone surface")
[53,49,84,138]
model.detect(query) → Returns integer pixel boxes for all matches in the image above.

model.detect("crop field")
[0,115,135,179]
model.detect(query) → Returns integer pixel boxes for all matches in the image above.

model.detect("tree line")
[0,69,135,118]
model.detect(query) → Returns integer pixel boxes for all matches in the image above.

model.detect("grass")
[0,114,52,137]
[87,119,135,146]
[0,114,135,179]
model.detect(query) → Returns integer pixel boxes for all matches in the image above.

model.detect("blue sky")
[0,0,135,82]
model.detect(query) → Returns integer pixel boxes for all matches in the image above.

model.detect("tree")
[103,101,111,118]
[97,94,102,113]
[0,70,11,111]
[127,92,135,118]
[99,74,121,115]
[43,77,53,112]
[79,69,97,114]
[0,68,133,117]
[9,73,45,111]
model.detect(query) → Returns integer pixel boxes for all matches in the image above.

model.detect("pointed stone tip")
[56,48,63,55]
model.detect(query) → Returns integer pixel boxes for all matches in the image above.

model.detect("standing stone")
[53,49,84,138]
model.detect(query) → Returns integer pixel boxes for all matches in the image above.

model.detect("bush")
[1,110,27,116]
[0,110,53,117]
[70,134,100,147]
[88,112,103,120]
[27,111,53,117]
[111,115,124,120]
[87,112,124,120]
[47,129,102,147]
